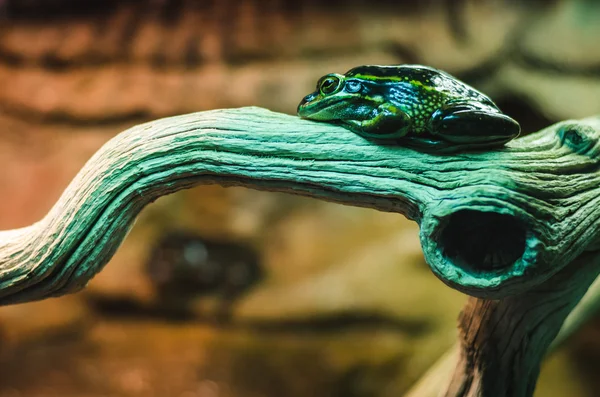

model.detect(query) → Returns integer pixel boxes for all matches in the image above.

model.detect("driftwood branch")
[406,273,600,397]
[1,107,599,396]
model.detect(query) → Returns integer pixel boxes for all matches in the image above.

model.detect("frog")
[297,64,521,148]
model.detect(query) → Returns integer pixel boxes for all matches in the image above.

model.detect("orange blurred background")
[0,1,599,396]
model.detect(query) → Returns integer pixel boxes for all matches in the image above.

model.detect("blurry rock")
[517,0,600,70]
[471,0,600,125]
[0,115,118,228]
[83,186,299,302]
[0,296,91,350]
[487,65,600,124]
[237,208,463,329]
[0,0,585,127]
[146,230,263,319]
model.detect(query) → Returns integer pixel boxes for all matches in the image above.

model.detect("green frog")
[297,65,520,148]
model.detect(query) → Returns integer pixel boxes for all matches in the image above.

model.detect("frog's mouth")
[297,91,350,120]
[298,95,364,123]
[297,92,328,119]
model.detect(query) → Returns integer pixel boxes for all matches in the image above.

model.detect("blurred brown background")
[0,1,599,396]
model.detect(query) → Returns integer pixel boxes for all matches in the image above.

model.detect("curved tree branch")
[1,107,599,396]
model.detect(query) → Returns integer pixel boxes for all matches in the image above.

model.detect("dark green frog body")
[297,65,520,147]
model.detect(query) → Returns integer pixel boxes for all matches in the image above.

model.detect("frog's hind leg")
[428,102,521,146]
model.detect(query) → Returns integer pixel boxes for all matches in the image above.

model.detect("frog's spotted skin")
[298,64,521,148]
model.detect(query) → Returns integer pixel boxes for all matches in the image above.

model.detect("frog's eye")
[318,75,342,95]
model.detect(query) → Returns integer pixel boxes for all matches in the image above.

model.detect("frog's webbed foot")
[342,103,411,139]
[428,101,521,146]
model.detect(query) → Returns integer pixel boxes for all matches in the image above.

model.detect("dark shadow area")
[494,95,556,136]
[85,293,430,336]
[440,210,527,272]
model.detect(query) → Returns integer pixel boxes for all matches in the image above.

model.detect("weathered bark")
[1,107,599,396]
[443,252,600,397]
[406,268,600,397]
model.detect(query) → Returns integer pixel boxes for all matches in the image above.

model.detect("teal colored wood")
[0,107,599,396]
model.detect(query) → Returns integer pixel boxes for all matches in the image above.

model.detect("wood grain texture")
[1,107,599,396]
[444,252,600,397]
[406,271,600,397]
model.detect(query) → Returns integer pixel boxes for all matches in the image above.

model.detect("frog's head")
[297,73,383,123]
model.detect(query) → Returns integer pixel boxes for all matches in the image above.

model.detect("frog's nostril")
[301,93,317,105]
[298,93,318,114]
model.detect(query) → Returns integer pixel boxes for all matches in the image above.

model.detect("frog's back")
[345,64,441,82]
[345,64,493,104]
